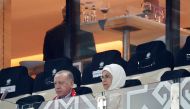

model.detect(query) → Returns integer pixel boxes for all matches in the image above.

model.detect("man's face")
[54,72,74,98]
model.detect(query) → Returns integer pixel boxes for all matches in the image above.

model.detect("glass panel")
[39,94,97,109]
[105,80,172,109]
[0,79,182,109]
[80,0,166,60]
[180,0,190,47]
[2,78,190,109]
[180,77,190,108]
[11,0,66,66]
[0,101,17,109]
[36,80,174,109]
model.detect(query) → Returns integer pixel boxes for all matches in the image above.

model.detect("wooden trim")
[4,0,11,67]
[0,0,11,68]
[0,0,4,68]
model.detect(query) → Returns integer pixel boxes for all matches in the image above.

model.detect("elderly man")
[53,70,76,99]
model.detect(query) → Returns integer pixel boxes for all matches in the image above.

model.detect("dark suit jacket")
[43,23,96,61]
[43,23,67,61]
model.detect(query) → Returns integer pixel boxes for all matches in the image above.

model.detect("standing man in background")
[43,3,96,61]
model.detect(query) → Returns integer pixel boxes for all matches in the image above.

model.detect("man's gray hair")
[56,70,74,81]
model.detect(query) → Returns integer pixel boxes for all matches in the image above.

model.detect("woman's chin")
[103,85,109,90]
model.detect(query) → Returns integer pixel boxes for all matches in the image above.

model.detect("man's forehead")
[54,74,69,82]
[55,72,69,78]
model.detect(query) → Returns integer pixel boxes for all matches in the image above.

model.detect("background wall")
[12,0,64,58]
[11,0,190,59]
[0,0,11,68]
[0,0,3,68]
[1,0,190,67]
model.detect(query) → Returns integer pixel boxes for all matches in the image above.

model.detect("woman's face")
[101,70,113,90]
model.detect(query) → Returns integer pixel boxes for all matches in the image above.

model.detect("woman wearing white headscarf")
[101,64,127,90]
[100,64,127,109]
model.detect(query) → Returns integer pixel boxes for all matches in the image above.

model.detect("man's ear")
[62,6,66,19]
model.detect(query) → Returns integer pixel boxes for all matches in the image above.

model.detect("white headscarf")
[102,64,127,90]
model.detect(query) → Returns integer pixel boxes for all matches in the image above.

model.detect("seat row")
[81,36,190,92]
[1,36,190,103]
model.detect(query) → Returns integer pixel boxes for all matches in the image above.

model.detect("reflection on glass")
[142,1,152,19]
[81,1,97,23]
[84,5,89,22]
[80,3,85,22]
[100,0,110,19]
[154,8,165,23]
[141,1,165,23]
[91,5,97,22]
[124,9,130,16]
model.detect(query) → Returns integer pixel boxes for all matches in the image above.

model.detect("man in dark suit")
[43,7,96,61]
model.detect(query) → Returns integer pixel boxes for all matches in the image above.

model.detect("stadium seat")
[75,87,92,96]
[174,36,190,71]
[126,41,173,84]
[122,79,142,88]
[0,66,33,103]
[81,50,128,93]
[16,95,45,109]
[161,69,190,81]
